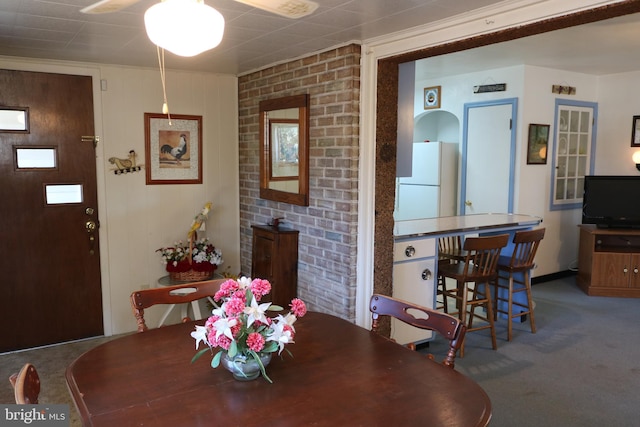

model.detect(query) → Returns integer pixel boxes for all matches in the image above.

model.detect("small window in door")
[45,184,83,205]
[0,107,29,132]
[15,147,57,169]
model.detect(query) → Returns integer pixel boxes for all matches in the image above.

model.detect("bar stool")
[436,235,465,313]
[438,233,509,356]
[492,228,546,341]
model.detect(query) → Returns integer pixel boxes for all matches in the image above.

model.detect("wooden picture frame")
[527,123,550,165]
[423,86,441,110]
[632,116,640,147]
[144,113,202,185]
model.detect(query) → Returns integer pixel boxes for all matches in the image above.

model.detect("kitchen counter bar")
[394,213,542,239]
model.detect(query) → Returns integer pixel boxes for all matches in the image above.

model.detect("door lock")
[85,220,97,233]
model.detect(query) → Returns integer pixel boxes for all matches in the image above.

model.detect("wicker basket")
[169,269,213,282]
[167,232,213,282]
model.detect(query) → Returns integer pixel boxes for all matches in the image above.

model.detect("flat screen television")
[582,175,640,229]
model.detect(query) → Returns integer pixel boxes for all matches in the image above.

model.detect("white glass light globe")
[144,0,225,57]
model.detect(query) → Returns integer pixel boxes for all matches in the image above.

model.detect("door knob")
[85,220,97,233]
[465,200,472,207]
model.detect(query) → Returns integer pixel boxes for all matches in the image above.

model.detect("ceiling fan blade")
[80,0,142,14]
[233,0,319,19]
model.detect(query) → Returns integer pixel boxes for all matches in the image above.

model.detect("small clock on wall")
[424,86,441,110]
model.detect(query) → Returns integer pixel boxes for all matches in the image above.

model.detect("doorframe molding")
[460,98,518,215]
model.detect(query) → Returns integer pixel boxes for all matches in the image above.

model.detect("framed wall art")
[423,86,441,110]
[144,113,202,185]
[527,123,550,165]
[632,116,640,147]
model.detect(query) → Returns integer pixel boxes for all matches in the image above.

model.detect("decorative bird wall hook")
[109,150,143,175]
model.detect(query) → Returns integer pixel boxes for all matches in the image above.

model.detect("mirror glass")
[259,94,309,206]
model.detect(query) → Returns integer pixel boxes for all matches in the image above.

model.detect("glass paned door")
[551,100,597,210]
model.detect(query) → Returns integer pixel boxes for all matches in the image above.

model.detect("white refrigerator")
[394,142,458,221]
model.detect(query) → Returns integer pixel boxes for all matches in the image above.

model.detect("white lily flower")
[266,320,294,354]
[213,317,238,340]
[190,325,209,349]
[237,276,252,290]
[244,296,271,327]
[281,313,298,331]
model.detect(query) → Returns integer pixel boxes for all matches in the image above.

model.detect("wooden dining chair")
[130,278,226,332]
[493,228,546,341]
[369,294,466,369]
[437,234,509,356]
[9,363,40,404]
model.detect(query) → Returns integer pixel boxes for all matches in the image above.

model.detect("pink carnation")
[233,289,247,300]
[214,279,239,301]
[250,278,271,300]
[290,298,307,317]
[214,334,232,350]
[224,297,245,317]
[246,332,265,352]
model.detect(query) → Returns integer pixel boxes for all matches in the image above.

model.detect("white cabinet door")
[392,246,435,345]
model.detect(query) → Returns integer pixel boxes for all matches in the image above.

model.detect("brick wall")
[238,44,361,321]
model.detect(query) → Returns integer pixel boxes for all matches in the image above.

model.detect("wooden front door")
[0,69,103,352]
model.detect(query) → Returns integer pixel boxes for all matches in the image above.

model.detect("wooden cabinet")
[577,225,640,297]
[251,225,299,307]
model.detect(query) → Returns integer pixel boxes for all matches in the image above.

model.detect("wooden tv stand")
[577,224,640,297]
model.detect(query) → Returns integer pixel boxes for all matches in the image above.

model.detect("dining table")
[66,312,492,426]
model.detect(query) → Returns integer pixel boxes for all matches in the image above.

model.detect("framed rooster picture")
[144,113,203,185]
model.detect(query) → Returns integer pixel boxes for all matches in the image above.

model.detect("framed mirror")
[259,94,310,206]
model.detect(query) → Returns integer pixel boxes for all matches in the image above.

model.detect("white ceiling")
[416,12,640,79]
[0,1,639,77]
[0,0,504,75]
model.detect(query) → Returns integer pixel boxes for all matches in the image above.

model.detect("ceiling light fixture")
[144,0,225,57]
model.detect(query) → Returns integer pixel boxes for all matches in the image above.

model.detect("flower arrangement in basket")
[156,202,223,282]
[190,276,307,383]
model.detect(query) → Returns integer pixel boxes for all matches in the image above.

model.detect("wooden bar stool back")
[436,235,465,312]
[493,228,546,341]
[437,233,509,356]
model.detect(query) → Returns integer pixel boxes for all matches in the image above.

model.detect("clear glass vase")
[221,353,272,381]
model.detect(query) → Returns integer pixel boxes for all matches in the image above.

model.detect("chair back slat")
[370,294,466,369]
[130,278,226,332]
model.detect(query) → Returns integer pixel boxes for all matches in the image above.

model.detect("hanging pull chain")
[156,45,172,126]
